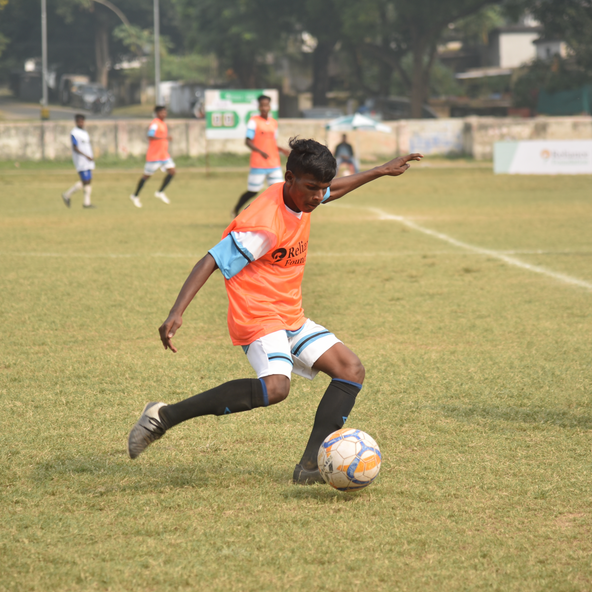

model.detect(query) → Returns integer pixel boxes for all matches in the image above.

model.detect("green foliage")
[453,4,505,45]
[512,58,592,108]
[531,0,592,71]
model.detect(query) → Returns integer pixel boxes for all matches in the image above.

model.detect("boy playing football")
[130,105,175,208]
[128,138,422,484]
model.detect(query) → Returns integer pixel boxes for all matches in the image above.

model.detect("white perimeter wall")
[0,116,591,162]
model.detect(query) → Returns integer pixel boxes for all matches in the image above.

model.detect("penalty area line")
[359,206,592,291]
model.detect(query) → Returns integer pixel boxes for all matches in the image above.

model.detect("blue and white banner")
[494,140,592,174]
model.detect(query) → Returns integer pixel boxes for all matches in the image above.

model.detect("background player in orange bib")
[128,138,422,484]
[130,105,176,208]
[231,95,290,217]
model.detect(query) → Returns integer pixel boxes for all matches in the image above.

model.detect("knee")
[263,374,290,405]
[168,169,176,176]
[339,355,365,385]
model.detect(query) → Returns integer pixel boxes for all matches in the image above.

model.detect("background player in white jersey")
[62,114,96,209]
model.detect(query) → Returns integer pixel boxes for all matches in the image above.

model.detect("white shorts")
[144,158,175,176]
[247,167,284,192]
[243,319,341,381]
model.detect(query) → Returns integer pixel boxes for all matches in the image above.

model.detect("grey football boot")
[292,463,326,485]
[127,402,168,459]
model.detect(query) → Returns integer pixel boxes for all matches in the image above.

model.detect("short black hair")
[286,138,336,183]
[257,95,271,103]
[74,114,85,121]
[154,105,166,113]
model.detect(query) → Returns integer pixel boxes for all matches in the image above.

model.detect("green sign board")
[205,89,279,140]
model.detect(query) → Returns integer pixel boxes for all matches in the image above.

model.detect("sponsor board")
[494,140,592,174]
[205,89,279,140]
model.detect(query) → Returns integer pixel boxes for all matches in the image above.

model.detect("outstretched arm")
[158,253,218,352]
[326,153,423,202]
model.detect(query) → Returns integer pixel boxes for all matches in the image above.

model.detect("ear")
[284,170,295,185]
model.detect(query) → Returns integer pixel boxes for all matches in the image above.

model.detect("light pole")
[40,0,49,120]
[154,0,161,105]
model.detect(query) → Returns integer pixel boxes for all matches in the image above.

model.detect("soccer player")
[130,105,175,208]
[62,114,96,209]
[231,94,290,217]
[127,138,423,484]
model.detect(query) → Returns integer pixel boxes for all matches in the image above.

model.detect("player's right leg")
[127,331,293,459]
[131,162,157,208]
[231,170,265,216]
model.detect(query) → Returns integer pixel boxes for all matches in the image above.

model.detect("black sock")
[134,177,146,196]
[233,191,257,214]
[158,378,268,429]
[158,173,173,192]
[298,379,362,470]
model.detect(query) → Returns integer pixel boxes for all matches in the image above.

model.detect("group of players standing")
[61,95,287,216]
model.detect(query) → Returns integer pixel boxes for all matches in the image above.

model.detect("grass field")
[1,164,591,591]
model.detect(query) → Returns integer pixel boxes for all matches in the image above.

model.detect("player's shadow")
[30,450,214,493]
[282,486,362,503]
[436,404,592,430]
[30,451,310,493]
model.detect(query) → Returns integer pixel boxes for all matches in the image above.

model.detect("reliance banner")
[494,140,592,174]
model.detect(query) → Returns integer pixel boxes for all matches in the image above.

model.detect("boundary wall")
[0,116,591,162]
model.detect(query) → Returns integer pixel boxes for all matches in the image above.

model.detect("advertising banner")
[494,140,592,174]
[205,89,279,140]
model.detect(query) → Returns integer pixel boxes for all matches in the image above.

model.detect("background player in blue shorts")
[62,114,96,209]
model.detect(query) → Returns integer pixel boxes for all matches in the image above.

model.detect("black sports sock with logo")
[233,191,257,214]
[158,378,268,429]
[158,173,173,192]
[298,379,362,470]
[134,177,146,196]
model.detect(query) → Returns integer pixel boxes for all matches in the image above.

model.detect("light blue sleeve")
[147,128,156,138]
[321,187,331,203]
[246,128,256,140]
[208,234,253,279]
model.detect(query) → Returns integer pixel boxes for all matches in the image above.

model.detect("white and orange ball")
[318,428,382,492]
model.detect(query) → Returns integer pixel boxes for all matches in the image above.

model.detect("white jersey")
[70,127,95,172]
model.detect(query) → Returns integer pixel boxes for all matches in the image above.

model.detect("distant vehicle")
[59,75,90,106]
[301,107,344,119]
[359,97,438,120]
[69,82,114,115]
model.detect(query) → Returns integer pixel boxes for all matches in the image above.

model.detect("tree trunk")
[410,36,427,119]
[95,12,110,87]
[312,40,333,106]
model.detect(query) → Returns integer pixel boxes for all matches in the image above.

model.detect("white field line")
[360,206,592,291]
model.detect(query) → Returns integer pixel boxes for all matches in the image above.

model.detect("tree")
[528,0,592,72]
[172,0,291,88]
[346,0,502,117]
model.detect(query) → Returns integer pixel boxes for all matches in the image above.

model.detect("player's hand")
[159,313,183,353]
[381,153,423,176]
[260,151,269,159]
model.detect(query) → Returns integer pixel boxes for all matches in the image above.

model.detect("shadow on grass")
[282,486,363,503]
[30,452,307,492]
[436,404,592,430]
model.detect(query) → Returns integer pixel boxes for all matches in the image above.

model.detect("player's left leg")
[81,171,95,209]
[286,321,364,484]
[155,160,176,204]
[297,343,364,474]
[62,175,83,208]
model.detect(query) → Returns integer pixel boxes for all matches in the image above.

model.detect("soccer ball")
[318,428,382,492]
